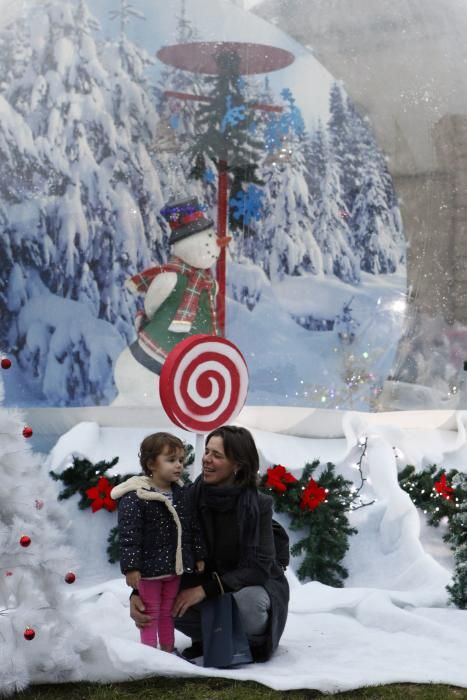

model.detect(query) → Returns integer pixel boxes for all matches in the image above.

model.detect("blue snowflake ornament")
[203,168,216,185]
[169,114,180,130]
[220,95,246,133]
[280,88,295,105]
[229,185,264,225]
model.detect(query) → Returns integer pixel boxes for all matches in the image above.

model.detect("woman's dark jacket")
[111,477,205,578]
[183,478,289,662]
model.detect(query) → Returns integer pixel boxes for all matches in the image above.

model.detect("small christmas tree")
[189,47,265,234]
[0,406,90,695]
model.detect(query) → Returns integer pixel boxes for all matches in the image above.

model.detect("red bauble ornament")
[22,426,33,438]
[24,627,35,641]
[19,535,31,547]
[1,358,11,369]
[64,572,76,584]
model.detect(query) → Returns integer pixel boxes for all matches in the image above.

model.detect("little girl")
[111,432,205,652]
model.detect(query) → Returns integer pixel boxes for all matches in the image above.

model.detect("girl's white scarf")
[111,476,184,575]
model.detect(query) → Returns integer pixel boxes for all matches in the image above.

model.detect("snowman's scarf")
[128,256,218,333]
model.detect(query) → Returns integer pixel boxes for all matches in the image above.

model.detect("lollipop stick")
[192,433,204,480]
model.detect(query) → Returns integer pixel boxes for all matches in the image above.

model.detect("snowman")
[113,197,222,405]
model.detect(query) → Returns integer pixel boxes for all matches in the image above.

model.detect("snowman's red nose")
[216,236,232,248]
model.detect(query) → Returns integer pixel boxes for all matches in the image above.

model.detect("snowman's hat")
[161,197,214,245]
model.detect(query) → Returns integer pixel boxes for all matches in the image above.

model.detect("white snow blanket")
[41,411,467,693]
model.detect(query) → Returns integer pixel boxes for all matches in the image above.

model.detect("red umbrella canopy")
[157,41,295,75]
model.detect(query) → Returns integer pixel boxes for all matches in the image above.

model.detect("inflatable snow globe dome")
[2,0,464,411]
[252,0,467,410]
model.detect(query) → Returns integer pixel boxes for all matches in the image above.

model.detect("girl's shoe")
[181,641,203,661]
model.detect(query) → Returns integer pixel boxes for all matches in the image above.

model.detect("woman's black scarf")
[194,478,260,569]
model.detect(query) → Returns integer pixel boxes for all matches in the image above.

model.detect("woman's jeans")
[174,585,271,646]
[139,575,181,648]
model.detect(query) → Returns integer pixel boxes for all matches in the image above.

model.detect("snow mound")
[36,411,467,692]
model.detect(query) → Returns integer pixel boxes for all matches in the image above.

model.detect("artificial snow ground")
[44,410,467,693]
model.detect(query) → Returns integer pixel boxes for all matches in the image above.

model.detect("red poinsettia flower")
[85,477,117,513]
[434,473,455,501]
[300,478,327,511]
[265,465,298,493]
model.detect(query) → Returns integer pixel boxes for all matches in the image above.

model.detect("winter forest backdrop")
[0,0,406,409]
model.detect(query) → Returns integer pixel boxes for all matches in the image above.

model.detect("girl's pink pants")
[138,575,181,649]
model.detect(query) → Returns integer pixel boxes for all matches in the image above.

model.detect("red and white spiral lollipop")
[159,335,249,433]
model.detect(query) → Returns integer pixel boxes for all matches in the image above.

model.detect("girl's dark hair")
[205,425,259,489]
[139,432,185,476]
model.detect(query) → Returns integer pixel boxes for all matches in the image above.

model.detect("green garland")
[49,445,467,605]
[50,456,123,508]
[50,455,130,563]
[260,460,358,587]
[398,464,467,608]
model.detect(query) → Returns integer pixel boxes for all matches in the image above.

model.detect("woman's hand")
[195,560,205,573]
[172,586,206,618]
[125,570,141,588]
[130,594,152,628]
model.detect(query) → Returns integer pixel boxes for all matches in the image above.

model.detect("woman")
[130,425,289,663]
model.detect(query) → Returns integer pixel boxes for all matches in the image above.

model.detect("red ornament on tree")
[22,426,33,438]
[434,473,455,501]
[24,627,35,641]
[64,572,76,584]
[1,357,11,369]
[300,478,327,511]
[265,464,298,493]
[20,535,31,547]
[85,477,117,513]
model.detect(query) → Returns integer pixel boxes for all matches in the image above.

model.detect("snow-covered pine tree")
[328,81,358,213]
[350,165,402,274]
[154,0,202,146]
[152,0,212,209]
[0,407,93,694]
[328,82,404,275]
[8,0,165,317]
[0,0,170,403]
[101,0,168,267]
[310,123,360,284]
[347,99,404,274]
[244,86,322,280]
[0,95,64,349]
[0,2,31,95]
